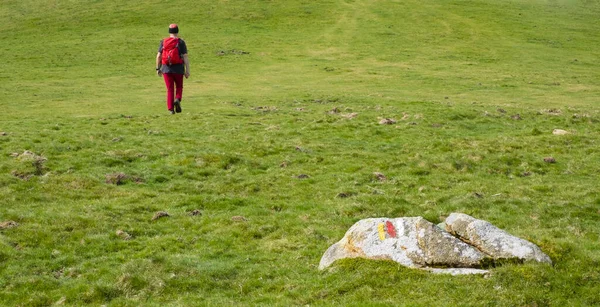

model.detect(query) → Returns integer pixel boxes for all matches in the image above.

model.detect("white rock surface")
[319,217,487,270]
[445,213,552,264]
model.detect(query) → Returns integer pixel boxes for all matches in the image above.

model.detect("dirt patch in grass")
[373,172,387,181]
[11,170,33,181]
[341,112,358,119]
[116,230,132,240]
[231,216,248,222]
[336,192,355,198]
[216,49,250,56]
[188,209,202,216]
[0,221,19,230]
[379,118,397,125]
[253,106,278,112]
[105,173,128,185]
[152,211,170,221]
[105,173,143,185]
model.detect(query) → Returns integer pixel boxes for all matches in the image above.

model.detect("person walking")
[156,24,190,114]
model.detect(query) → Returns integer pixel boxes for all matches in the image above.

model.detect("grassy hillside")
[0,0,599,305]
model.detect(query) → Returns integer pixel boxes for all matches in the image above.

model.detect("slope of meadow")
[0,0,599,305]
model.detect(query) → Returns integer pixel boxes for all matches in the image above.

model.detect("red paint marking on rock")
[385,221,397,238]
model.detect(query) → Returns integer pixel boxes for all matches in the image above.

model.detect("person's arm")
[183,54,190,78]
[155,52,162,76]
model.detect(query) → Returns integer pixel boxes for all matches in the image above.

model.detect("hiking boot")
[169,109,175,115]
[174,99,182,113]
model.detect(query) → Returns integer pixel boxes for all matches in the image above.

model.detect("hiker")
[156,24,190,114]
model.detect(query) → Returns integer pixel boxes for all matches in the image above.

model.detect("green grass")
[1,0,599,305]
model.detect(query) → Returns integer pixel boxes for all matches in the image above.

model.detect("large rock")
[319,217,487,270]
[445,213,552,264]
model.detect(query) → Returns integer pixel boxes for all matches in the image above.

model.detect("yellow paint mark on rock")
[378,223,386,241]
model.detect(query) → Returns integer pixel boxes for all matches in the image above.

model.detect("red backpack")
[161,37,183,65]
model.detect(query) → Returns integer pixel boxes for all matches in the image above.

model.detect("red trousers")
[162,73,184,111]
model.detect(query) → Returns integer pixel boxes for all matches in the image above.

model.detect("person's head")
[169,24,179,36]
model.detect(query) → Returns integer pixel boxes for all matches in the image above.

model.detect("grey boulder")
[445,213,552,264]
[319,217,487,270]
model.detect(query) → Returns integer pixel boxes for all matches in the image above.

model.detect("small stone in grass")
[231,216,248,222]
[189,209,202,216]
[543,157,556,163]
[341,112,358,119]
[379,118,396,125]
[373,172,386,181]
[11,170,31,180]
[105,173,128,185]
[336,192,352,198]
[328,107,340,114]
[552,129,569,135]
[55,296,66,305]
[0,221,19,230]
[116,230,132,240]
[297,174,309,179]
[152,211,170,221]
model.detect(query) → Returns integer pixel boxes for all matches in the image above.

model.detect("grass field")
[1,0,599,305]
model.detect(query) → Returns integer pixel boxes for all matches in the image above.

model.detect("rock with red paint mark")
[445,213,552,264]
[319,217,487,271]
[385,221,396,238]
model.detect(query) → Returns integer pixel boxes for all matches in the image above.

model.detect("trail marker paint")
[385,221,397,238]
[377,223,386,241]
